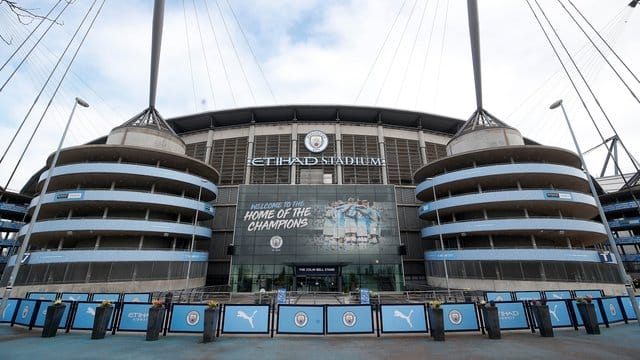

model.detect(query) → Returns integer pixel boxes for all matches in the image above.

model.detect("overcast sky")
[0,0,639,191]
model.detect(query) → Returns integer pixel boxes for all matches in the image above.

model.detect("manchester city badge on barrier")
[600,297,624,324]
[169,304,208,333]
[277,305,324,334]
[326,305,374,334]
[14,299,37,327]
[439,303,479,332]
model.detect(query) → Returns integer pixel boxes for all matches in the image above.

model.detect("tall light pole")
[429,177,451,298]
[550,99,640,325]
[0,97,89,314]
[185,179,206,290]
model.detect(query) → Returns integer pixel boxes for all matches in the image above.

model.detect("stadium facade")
[0,105,627,295]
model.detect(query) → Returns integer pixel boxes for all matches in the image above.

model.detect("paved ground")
[1,322,639,360]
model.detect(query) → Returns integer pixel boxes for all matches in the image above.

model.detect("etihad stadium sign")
[249,156,384,167]
[249,130,385,167]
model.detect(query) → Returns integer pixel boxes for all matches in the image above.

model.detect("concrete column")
[335,121,343,185]
[245,119,256,184]
[377,120,388,185]
[417,124,427,165]
[204,128,214,165]
[291,120,298,185]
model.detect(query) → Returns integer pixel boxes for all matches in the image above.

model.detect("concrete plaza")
[1,322,639,360]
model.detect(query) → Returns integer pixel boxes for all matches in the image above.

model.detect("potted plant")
[146,299,166,341]
[203,300,219,343]
[428,300,445,341]
[479,300,501,339]
[576,295,599,335]
[42,299,66,338]
[530,300,554,337]
[91,300,114,340]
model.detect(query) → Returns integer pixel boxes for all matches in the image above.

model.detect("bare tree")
[1,0,61,44]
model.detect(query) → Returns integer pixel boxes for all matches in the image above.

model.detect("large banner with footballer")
[232,185,402,290]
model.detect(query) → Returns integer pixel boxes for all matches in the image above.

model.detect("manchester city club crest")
[342,311,357,327]
[21,305,29,319]
[186,310,200,326]
[270,235,283,250]
[304,130,328,153]
[294,311,309,328]
[609,303,616,316]
[448,309,463,325]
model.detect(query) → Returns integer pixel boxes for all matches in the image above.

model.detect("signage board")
[543,290,572,300]
[439,303,479,332]
[71,302,115,330]
[34,301,71,329]
[14,299,37,326]
[380,304,427,333]
[539,300,573,328]
[326,305,374,334]
[92,293,121,302]
[277,305,324,334]
[0,299,18,323]
[61,293,89,302]
[495,302,529,330]
[122,293,151,303]
[27,293,56,300]
[169,304,208,333]
[485,292,512,302]
[600,297,624,323]
[222,305,270,334]
[117,303,151,331]
[515,291,541,301]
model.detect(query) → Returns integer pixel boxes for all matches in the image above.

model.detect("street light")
[550,99,640,325]
[185,179,206,290]
[0,97,89,314]
[428,177,451,298]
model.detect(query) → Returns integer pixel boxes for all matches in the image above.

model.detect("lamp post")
[550,99,640,325]
[428,177,451,298]
[0,97,89,314]
[185,179,206,290]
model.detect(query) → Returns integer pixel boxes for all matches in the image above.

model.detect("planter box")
[91,306,114,340]
[42,304,66,338]
[146,307,166,341]
[203,308,219,343]
[430,308,445,341]
[482,306,501,339]
[531,304,554,337]
[576,303,600,335]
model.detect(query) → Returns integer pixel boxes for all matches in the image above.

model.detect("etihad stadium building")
[1,105,626,295]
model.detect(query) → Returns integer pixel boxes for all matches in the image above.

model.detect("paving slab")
[1,322,639,360]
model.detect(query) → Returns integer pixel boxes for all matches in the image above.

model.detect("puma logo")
[393,309,414,328]
[548,304,559,322]
[236,310,257,329]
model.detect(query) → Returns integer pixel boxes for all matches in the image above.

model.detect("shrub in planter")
[146,299,166,341]
[479,300,501,339]
[91,300,114,340]
[203,300,219,343]
[530,300,554,337]
[576,296,599,335]
[42,299,66,338]
[429,300,445,341]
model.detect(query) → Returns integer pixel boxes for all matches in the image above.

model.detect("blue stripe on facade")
[416,163,587,195]
[608,217,640,229]
[418,189,595,216]
[424,249,614,263]
[18,219,212,238]
[420,218,606,237]
[40,163,218,196]
[7,249,208,266]
[603,200,639,212]
[615,236,640,245]
[31,190,215,216]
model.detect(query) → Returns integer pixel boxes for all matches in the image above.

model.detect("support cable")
[192,0,217,109]
[535,0,639,177]
[182,0,199,112]
[432,0,450,110]
[202,0,236,106]
[224,0,277,103]
[415,0,440,108]
[375,0,419,105]
[0,0,62,73]
[395,0,430,106]
[354,0,408,104]
[528,0,640,216]
[0,0,91,166]
[568,0,640,87]
[214,0,256,105]
[0,0,104,199]
[0,0,72,92]
[558,0,640,105]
